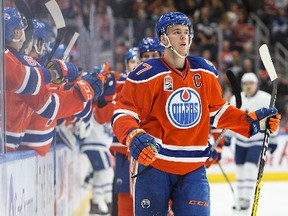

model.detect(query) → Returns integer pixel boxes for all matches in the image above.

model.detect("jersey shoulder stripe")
[187,56,218,76]
[127,58,170,82]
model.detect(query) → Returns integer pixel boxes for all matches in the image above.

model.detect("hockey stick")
[15,0,34,53]
[209,69,242,154]
[217,161,236,197]
[43,0,66,67]
[208,69,242,210]
[52,32,80,84]
[62,32,79,61]
[251,44,278,216]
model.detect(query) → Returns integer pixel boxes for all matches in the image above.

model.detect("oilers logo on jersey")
[166,87,201,129]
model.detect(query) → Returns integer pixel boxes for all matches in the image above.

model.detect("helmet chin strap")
[161,34,192,58]
[34,43,45,56]
[12,29,26,43]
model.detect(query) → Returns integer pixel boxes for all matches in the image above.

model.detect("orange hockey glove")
[126,129,160,166]
[247,108,280,136]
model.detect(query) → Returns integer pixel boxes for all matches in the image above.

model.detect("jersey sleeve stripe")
[112,109,140,126]
[210,102,230,127]
[36,93,59,120]
[74,101,90,118]
[15,66,41,95]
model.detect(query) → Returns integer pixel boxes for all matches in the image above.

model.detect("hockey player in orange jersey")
[110,47,140,216]
[112,12,281,215]
[110,39,165,216]
[18,19,105,156]
[4,8,104,153]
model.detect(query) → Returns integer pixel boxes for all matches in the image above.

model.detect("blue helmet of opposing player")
[4,7,28,43]
[156,12,193,39]
[138,37,164,56]
[125,47,139,64]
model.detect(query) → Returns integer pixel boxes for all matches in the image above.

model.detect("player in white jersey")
[80,64,116,216]
[225,72,278,211]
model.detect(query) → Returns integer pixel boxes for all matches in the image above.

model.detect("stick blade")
[259,44,278,81]
[45,0,66,29]
[226,70,242,108]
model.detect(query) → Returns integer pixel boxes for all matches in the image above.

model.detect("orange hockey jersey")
[109,72,130,155]
[5,49,87,153]
[112,56,251,175]
[5,49,42,95]
[18,85,89,156]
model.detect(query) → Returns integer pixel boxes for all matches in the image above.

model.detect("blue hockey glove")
[247,108,280,136]
[205,144,223,168]
[47,59,79,82]
[97,73,116,107]
[126,129,160,166]
[268,143,277,154]
[224,136,231,147]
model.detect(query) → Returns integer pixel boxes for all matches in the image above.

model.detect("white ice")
[210,181,288,216]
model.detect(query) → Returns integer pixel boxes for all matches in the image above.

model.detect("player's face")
[166,24,190,56]
[141,51,161,62]
[242,81,257,96]
[14,28,26,50]
[127,57,139,72]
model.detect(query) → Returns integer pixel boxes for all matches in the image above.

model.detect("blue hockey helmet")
[32,19,50,55]
[156,12,193,38]
[53,44,66,59]
[4,7,28,42]
[124,47,139,64]
[138,37,164,55]
[33,19,48,40]
[92,64,101,74]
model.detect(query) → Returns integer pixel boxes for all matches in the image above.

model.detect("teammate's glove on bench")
[247,107,281,136]
[126,128,160,166]
[97,73,116,107]
[47,59,78,82]
[75,72,103,102]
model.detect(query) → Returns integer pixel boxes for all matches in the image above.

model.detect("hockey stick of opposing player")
[251,44,278,216]
[44,0,66,67]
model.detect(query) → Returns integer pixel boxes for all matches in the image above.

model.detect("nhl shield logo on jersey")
[166,87,202,128]
[164,75,173,91]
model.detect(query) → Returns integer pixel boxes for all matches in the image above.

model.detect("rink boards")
[0,144,90,216]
